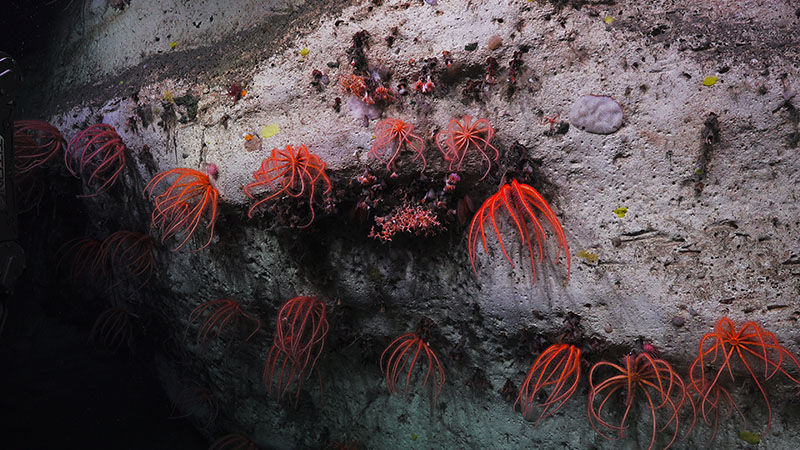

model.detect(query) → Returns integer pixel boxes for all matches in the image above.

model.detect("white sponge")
[569,95,623,134]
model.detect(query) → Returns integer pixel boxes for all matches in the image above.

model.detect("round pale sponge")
[569,95,623,134]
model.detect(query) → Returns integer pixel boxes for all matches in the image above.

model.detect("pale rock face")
[569,95,624,134]
[20,0,800,448]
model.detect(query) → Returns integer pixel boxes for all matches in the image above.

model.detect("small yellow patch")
[702,76,718,86]
[738,430,760,444]
[613,207,628,218]
[300,47,310,56]
[170,41,178,50]
[162,91,174,103]
[577,250,599,264]
[261,124,279,138]
[604,16,614,24]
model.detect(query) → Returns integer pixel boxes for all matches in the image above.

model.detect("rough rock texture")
[17,0,800,449]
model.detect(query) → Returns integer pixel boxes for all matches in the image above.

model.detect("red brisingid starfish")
[689,317,800,435]
[468,179,570,284]
[89,307,135,353]
[209,434,257,450]
[185,299,261,350]
[170,379,219,428]
[244,145,332,228]
[515,343,581,426]
[369,118,426,172]
[97,230,155,285]
[263,296,329,403]
[435,114,499,179]
[380,332,445,404]
[588,353,690,450]
[687,377,744,444]
[66,123,126,197]
[143,167,219,252]
[14,120,65,175]
[57,237,104,284]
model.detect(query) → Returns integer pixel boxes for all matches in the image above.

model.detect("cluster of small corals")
[373,85,394,103]
[341,74,395,106]
[443,172,460,193]
[311,69,330,91]
[226,82,246,102]
[356,169,377,187]
[341,75,369,99]
[422,172,466,220]
[507,50,524,84]
[411,57,439,94]
[349,168,379,217]
[369,204,442,242]
[484,57,499,85]
[340,30,396,106]
[413,76,435,94]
